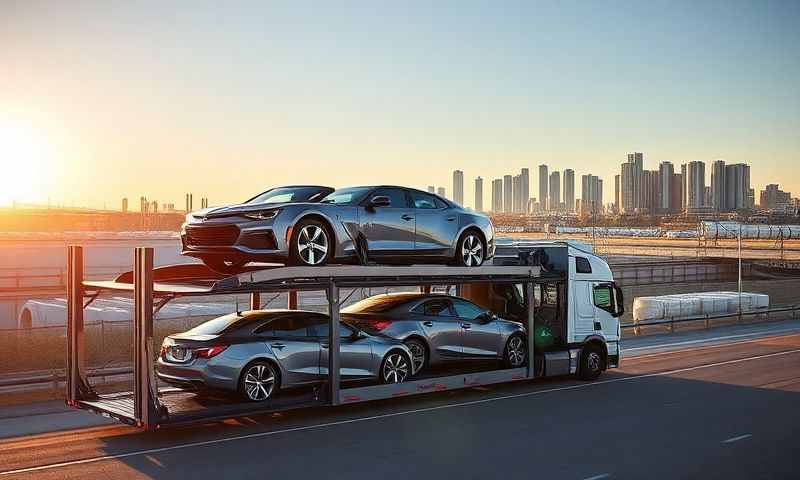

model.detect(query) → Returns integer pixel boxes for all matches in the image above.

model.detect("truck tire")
[578,345,605,381]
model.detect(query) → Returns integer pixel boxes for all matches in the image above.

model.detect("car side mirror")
[480,311,497,322]
[368,195,391,208]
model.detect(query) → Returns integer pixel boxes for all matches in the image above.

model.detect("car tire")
[454,230,485,267]
[239,360,280,402]
[203,258,248,275]
[403,338,428,373]
[578,345,605,381]
[503,334,527,368]
[289,219,332,266]
[380,351,412,384]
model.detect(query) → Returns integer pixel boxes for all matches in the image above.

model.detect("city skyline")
[1,2,798,209]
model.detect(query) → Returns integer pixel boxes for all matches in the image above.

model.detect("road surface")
[1,332,798,479]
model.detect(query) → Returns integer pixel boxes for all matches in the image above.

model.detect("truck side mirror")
[613,285,625,317]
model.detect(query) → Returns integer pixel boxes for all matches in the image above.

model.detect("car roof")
[336,186,452,205]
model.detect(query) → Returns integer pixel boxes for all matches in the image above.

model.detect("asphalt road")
[1,334,799,479]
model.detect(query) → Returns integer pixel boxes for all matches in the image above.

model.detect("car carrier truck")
[64,239,623,430]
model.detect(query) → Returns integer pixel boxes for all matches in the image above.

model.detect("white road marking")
[624,328,800,356]
[722,434,752,444]
[2,348,798,476]
[583,474,611,480]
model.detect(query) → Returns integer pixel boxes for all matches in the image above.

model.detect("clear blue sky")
[1,0,798,208]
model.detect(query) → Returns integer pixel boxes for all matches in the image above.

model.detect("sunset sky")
[1,0,798,210]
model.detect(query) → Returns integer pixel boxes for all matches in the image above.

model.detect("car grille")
[185,225,240,246]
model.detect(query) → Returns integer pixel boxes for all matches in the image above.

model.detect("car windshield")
[245,187,330,205]
[341,294,418,314]
[320,187,372,205]
[184,313,243,336]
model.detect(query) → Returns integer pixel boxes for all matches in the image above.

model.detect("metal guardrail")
[0,366,132,389]
[621,304,800,335]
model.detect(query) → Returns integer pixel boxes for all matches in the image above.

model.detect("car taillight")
[372,320,392,330]
[194,346,228,358]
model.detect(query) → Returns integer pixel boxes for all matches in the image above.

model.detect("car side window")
[410,191,440,210]
[309,321,354,338]
[451,299,484,319]
[413,299,454,317]
[370,188,408,208]
[575,257,592,274]
[255,316,310,337]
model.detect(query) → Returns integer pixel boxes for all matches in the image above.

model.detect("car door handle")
[271,342,285,349]
[461,323,471,329]
[321,344,329,349]
[423,321,433,327]
[446,216,456,222]
[401,214,414,221]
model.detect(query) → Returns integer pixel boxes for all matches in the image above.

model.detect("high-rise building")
[437,187,446,198]
[680,163,688,210]
[620,152,643,214]
[563,169,575,213]
[614,175,620,213]
[512,174,522,213]
[121,198,128,213]
[491,179,503,212]
[760,184,792,211]
[548,171,561,212]
[538,165,549,211]
[503,175,513,213]
[658,162,674,212]
[711,160,727,212]
[452,170,464,205]
[670,173,683,212]
[427,186,435,193]
[686,161,706,209]
[725,163,750,211]
[581,174,603,215]
[520,168,530,213]
[474,176,483,212]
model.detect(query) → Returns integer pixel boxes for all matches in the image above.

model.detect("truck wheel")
[578,345,605,381]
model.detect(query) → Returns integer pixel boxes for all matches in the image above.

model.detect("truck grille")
[185,225,240,246]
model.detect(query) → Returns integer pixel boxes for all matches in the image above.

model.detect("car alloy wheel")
[506,336,526,368]
[297,224,329,265]
[461,234,484,266]
[382,353,410,384]
[404,339,427,372]
[243,363,276,401]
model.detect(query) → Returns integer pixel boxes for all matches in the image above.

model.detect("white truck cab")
[468,238,623,380]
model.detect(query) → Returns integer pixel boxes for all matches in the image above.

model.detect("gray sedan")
[341,293,527,373]
[157,309,417,402]
[181,185,495,272]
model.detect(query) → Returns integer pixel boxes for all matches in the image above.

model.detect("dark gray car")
[157,309,417,402]
[341,293,527,373]
[181,185,495,272]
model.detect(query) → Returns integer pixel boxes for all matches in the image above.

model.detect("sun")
[0,120,54,207]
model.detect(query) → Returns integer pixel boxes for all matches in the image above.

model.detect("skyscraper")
[452,170,464,206]
[711,160,727,212]
[512,174,522,212]
[725,163,750,211]
[520,168,530,214]
[614,175,620,213]
[658,161,674,212]
[620,152,643,214]
[121,198,128,213]
[538,165,549,211]
[491,178,503,212]
[581,174,603,215]
[549,171,561,212]
[686,161,706,209]
[563,169,575,213]
[503,175,513,213]
[474,176,483,212]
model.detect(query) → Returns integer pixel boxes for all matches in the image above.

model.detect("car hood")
[193,201,318,220]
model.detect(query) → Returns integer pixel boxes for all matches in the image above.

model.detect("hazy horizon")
[1,1,798,210]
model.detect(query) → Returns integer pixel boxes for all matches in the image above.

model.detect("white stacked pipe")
[633,291,770,322]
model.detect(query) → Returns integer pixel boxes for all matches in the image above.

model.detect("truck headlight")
[244,209,279,221]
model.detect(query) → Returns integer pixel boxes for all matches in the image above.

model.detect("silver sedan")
[341,293,527,373]
[157,309,417,402]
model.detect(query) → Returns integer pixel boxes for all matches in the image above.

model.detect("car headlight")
[244,209,280,221]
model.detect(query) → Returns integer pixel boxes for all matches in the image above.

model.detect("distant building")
[711,160,727,211]
[620,152,643,214]
[760,184,792,211]
[614,174,620,213]
[122,198,128,213]
[452,170,464,205]
[474,177,483,212]
[548,171,561,213]
[658,161,674,213]
[686,161,706,210]
[512,174,522,213]
[437,187,446,198]
[538,165,549,211]
[520,168,530,213]
[581,174,603,215]
[563,169,575,213]
[503,175,513,213]
[491,178,503,212]
[427,186,435,193]
[725,163,750,211]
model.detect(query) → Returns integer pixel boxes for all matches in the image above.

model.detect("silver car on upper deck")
[181,185,495,272]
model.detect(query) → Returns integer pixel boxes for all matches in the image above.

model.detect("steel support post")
[525,281,536,379]
[327,283,341,405]
[288,290,298,309]
[250,292,261,310]
[134,247,160,429]
[67,245,92,404]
